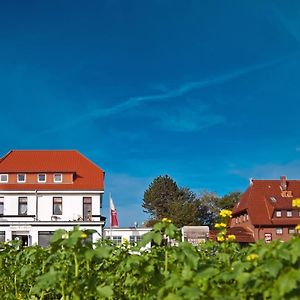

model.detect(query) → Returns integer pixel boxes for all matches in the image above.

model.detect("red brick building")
[230,176,300,243]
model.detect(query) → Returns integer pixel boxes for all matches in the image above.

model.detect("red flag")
[110,196,119,227]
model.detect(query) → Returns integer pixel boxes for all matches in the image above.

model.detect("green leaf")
[97,285,113,298]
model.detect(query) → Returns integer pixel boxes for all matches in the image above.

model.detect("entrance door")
[12,235,29,246]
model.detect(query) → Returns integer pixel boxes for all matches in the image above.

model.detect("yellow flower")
[226,234,236,241]
[162,218,172,223]
[214,223,227,228]
[292,198,300,207]
[295,224,300,231]
[217,236,225,242]
[80,233,87,239]
[219,209,232,218]
[246,254,258,261]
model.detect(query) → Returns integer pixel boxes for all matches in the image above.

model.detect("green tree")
[195,191,241,228]
[142,175,199,227]
[195,191,220,228]
[218,191,241,210]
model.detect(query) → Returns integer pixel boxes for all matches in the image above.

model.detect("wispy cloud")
[229,160,300,180]
[30,55,290,139]
[157,103,225,132]
[272,2,300,43]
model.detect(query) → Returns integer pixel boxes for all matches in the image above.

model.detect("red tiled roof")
[232,178,300,226]
[0,150,104,191]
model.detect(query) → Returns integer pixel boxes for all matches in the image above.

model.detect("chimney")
[249,178,254,186]
[280,176,287,191]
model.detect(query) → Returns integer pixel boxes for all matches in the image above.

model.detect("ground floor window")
[288,227,295,235]
[129,235,142,245]
[111,236,122,244]
[0,231,5,242]
[275,227,283,235]
[38,231,54,247]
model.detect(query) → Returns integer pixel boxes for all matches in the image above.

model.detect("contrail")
[29,54,292,140]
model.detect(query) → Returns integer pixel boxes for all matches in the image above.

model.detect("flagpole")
[109,192,112,240]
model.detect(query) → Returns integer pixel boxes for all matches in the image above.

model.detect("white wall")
[104,227,152,242]
[0,191,102,222]
[1,224,103,245]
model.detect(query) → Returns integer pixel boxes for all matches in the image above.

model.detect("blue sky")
[1,0,300,226]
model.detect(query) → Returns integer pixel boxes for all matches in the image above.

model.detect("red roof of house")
[0,150,104,191]
[232,177,300,226]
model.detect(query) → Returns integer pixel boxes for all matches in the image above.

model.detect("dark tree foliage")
[218,191,241,210]
[142,175,242,228]
[142,175,198,227]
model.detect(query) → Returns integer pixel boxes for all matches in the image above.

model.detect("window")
[38,174,46,183]
[112,236,122,244]
[276,227,283,235]
[0,174,8,183]
[18,197,27,215]
[53,197,62,215]
[0,198,3,215]
[289,227,295,235]
[17,174,26,183]
[275,210,282,217]
[54,174,62,183]
[83,197,92,221]
[287,210,292,217]
[0,231,5,242]
[38,231,54,247]
[129,235,142,245]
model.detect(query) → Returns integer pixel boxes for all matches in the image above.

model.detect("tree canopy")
[142,175,241,228]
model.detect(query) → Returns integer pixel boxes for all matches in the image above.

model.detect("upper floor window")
[53,197,62,215]
[0,197,3,216]
[0,174,8,183]
[287,210,293,217]
[275,210,282,217]
[17,174,26,183]
[54,174,62,183]
[18,197,28,215]
[83,197,92,221]
[38,174,46,183]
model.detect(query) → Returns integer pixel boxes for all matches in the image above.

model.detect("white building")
[0,150,105,246]
[104,227,152,245]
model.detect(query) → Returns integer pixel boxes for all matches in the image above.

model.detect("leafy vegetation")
[1,220,300,299]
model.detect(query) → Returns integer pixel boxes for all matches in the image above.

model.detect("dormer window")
[17,174,26,183]
[275,210,282,217]
[54,173,62,183]
[38,174,46,183]
[0,174,8,183]
[287,210,292,217]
